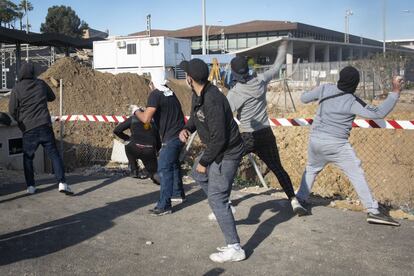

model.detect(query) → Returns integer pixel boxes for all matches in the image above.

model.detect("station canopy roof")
[0,26,102,49]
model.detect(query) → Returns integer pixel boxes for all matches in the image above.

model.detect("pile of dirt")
[0,58,193,169]
[39,58,192,116]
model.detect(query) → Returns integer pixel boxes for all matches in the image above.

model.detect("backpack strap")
[318,92,349,105]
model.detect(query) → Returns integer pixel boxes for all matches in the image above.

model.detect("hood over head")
[18,63,35,81]
[337,66,360,93]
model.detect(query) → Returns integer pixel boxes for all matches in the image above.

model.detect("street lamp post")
[25,0,29,61]
[344,9,353,43]
[202,0,206,55]
[383,0,386,56]
[206,20,222,54]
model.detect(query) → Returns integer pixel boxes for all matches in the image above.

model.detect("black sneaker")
[138,169,150,179]
[151,173,160,185]
[171,195,186,203]
[149,207,172,216]
[367,212,400,226]
[130,170,139,178]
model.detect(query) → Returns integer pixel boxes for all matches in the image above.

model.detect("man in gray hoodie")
[296,66,401,226]
[226,42,307,216]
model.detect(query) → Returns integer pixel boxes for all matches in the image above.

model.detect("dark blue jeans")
[156,137,184,209]
[23,125,66,187]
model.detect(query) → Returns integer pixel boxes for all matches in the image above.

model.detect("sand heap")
[40,58,192,116]
[0,58,192,169]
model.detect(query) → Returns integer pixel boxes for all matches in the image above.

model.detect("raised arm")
[300,85,325,104]
[350,76,402,119]
[261,41,288,83]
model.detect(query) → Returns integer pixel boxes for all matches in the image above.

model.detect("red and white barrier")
[52,115,414,130]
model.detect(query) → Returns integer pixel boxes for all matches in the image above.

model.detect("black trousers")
[125,143,157,175]
[241,127,295,199]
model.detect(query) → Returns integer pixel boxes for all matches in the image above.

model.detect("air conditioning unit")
[117,41,126,48]
[149,37,159,46]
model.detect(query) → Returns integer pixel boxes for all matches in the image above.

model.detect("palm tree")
[17,0,33,30]
[0,0,18,28]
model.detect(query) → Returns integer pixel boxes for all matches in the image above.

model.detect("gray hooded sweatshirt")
[227,56,284,133]
[301,83,399,140]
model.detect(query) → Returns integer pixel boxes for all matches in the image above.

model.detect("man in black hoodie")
[9,63,73,195]
[179,59,246,263]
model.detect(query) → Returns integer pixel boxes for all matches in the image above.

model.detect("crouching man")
[179,59,246,263]
[113,106,160,184]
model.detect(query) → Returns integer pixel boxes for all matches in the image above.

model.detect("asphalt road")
[0,174,413,275]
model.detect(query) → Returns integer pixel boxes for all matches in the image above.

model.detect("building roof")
[129,20,297,37]
[129,20,383,47]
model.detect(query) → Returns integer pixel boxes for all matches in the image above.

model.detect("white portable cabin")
[93,36,191,81]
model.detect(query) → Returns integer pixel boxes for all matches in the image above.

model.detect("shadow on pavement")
[0,175,111,204]
[237,198,294,258]
[0,189,159,265]
[203,267,225,276]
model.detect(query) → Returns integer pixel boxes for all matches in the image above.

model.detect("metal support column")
[1,44,7,89]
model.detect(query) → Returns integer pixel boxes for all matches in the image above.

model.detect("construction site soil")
[0,58,413,211]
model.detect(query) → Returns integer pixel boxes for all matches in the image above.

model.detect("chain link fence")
[54,59,414,209]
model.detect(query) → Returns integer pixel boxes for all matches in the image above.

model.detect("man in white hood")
[134,72,186,215]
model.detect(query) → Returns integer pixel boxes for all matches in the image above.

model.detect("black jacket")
[184,82,244,167]
[113,116,161,151]
[9,63,55,132]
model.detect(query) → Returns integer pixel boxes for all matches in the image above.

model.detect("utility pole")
[202,0,206,55]
[344,9,353,43]
[25,0,29,61]
[146,14,151,37]
[383,0,386,57]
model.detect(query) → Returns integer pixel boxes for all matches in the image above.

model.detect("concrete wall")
[0,124,44,172]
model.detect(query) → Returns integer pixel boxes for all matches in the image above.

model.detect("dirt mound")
[40,58,192,116]
[0,58,193,169]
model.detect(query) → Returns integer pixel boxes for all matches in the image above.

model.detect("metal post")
[1,44,7,89]
[248,154,268,188]
[59,79,64,156]
[383,0,386,56]
[146,14,151,37]
[363,70,366,99]
[15,43,21,83]
[202,0,206,55]
[25,0,29,62]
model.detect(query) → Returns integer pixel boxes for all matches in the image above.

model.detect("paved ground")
[0,174,413,276]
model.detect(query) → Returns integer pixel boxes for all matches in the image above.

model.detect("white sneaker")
[208,205,236,221]
[27,186,36,194]
[58,183,74,195]
[209,246,246,263]
[291,197,308,216]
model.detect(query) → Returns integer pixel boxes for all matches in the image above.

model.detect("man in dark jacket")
[179,59,246,263]
[134,77,186,215]
[9,63,72,195]
[113,112,160,184]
